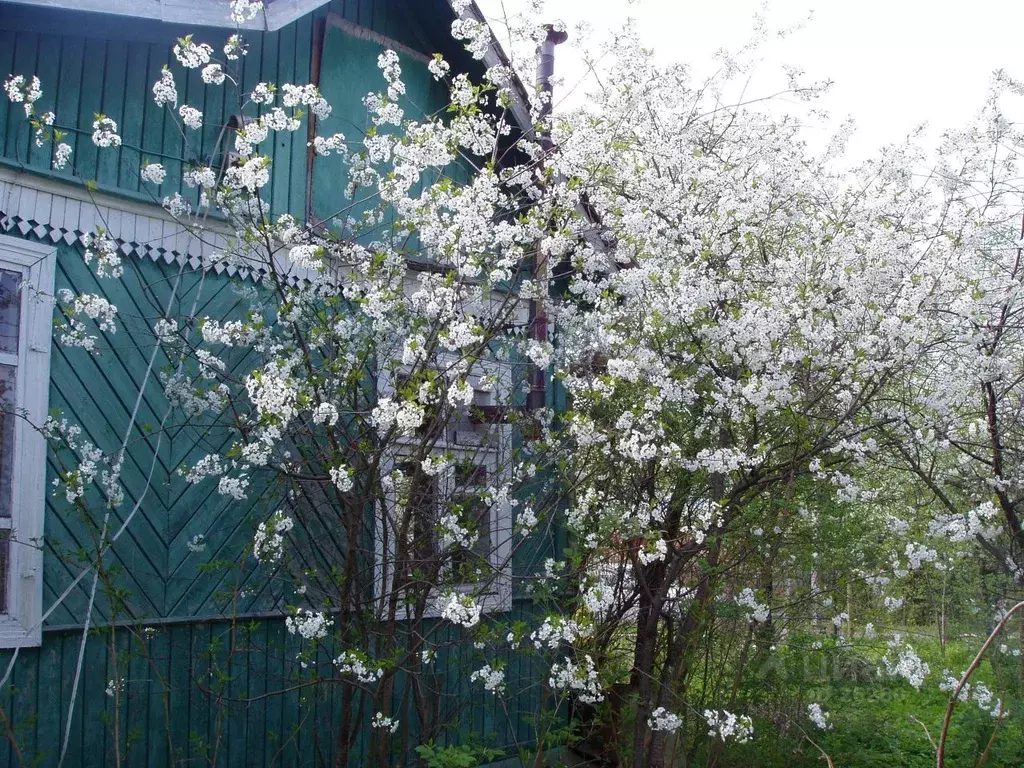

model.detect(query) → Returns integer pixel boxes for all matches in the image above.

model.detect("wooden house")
[0,0,566,764]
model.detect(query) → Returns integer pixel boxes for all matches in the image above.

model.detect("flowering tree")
[874,79,1024,586]
[7,1,1024,765]
[503,22,1024,768]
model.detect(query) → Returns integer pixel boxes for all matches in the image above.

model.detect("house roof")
[3,0,331,31]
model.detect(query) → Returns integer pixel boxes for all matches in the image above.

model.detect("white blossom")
[736,588,770,623]
[438,591,481,628]
[470,664,506,694]
[162,193,191,218]
[807,703,831,730]
[140,162,166,185]
[285,608,332,640]
[57,289,118,350]
[179,104,203,130]
[330,465,354,492]
[53,142,72,170]
[312,133,347,157]
[152,68,177,107]
[173,36,214,68]
[229,0,263,25]
[549,655,603,703]
[201,64,226,85]
[253,512,294,564]
[371,712,399,733]
[883,637,930,689]
[224,34,248,60]
[648,707,683,732]
[91,116,121,147]
[704,710,753,743]
[82,231,123,278]
[428,56,450,81]
[334,650,383,684]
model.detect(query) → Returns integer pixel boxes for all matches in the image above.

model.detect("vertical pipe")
[527,25,567,415]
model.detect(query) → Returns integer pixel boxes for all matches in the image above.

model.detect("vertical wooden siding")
[0,0,451,225]
[0,19,313,220]
[0,603,550,767]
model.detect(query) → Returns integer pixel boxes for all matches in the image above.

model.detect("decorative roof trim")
[0,170,535,333]
[0,168,299,285]
[3,0,332,32]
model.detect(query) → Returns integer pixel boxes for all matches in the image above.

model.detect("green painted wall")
[311,19,457,229]
[0,0,459,223]
[41,236,279,626]
[0,602,553,767]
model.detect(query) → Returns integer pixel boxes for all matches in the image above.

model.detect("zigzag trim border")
[0,205,285,286]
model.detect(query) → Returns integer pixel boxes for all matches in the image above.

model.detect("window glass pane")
[455,463,485,486]
[451,463,492,576]
[0,365,15,518]
[398,461,439,563]
[0,270,20,355]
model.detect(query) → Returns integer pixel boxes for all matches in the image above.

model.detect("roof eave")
[2,0,331,31]
[451,1,535,138]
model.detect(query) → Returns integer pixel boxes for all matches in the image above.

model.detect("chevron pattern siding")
[39,235,283,626]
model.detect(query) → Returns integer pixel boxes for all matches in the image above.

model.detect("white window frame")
[0,234,55,648]
[374,357,514,619]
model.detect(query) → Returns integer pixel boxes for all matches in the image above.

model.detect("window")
[375,358,513,617]
[0,234,56,648]
[449,462,492,574]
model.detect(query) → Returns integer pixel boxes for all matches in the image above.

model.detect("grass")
[710,632,1024,768]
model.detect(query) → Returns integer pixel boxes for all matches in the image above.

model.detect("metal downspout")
[527,25,568,415]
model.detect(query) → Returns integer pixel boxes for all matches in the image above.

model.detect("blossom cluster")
[334,651,384,684]
[807,703,831,730]
[91,116,121,147]
[882,637,930,689]
[285,608,332,641]
[82,230,124,278]
[56,289,118,351]
[549,655,603,704]
[735,588,770,624]
[648,707,683,733]
[938,671,1007,718]
[531,616,592,650]
[437,592,481,628]
[3,74,42,117]
[229,0,263,26]
[470,663,506,694]
[253,512,294,564]
[372,712,399,733]
[703,710,754,743]
[44,417,120,506]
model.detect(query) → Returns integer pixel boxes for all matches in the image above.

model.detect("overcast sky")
[475,0,1023,162]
